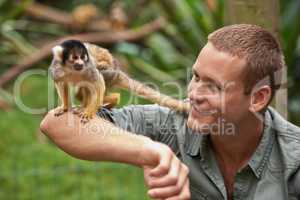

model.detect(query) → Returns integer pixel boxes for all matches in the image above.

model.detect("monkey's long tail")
[104,71,190,112]
[125,78,190,112]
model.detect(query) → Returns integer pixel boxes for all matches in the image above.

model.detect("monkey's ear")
[83,43,90,53]
[83,42,89,49]
[52,45,64,61]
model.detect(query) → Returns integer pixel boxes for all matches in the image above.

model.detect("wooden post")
[225,0,287,118]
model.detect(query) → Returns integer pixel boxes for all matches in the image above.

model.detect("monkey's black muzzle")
[74,63,83,71]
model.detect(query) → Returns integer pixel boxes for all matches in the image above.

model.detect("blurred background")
[0,0,299,199]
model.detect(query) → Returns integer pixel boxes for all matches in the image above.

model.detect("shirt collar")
[248,110,275,178]
[185,110,275,179]
[184,128,202,156]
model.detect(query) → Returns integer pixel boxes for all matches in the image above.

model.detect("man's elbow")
[40,110,80,155]
[39,110,106,161]
[40,111,54,137]
[40,109,65,140]
[40,113,51,136]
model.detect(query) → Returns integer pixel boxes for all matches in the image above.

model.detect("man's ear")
[52,45,63,61]
[249,85,272,113]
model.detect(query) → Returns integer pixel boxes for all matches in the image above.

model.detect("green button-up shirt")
[98,105,300,200]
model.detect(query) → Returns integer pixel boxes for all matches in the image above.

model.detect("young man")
[41,24,300,200]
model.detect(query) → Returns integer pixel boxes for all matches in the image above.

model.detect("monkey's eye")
[72,55,79,60]
[81,55,88,61]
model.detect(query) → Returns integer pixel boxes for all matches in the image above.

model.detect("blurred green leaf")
[0,0,33,23]
[186,0,215,35]
[1,21,36,56]
[115,42,141,57]
[129,56,175,82]
[146,33,183,70]
[281,0,300,65]
[156,0,206,52]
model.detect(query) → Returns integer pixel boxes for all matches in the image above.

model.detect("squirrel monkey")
[50,40,108,123]
[50,39,190,123]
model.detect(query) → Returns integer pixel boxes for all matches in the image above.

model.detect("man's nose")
[188,89,206,105]
[187,82,196,96]
[188,86,199,100]
[188,82,209,102]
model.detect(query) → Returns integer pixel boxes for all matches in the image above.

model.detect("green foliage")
[280,0,300,124]
[0,0,33,23]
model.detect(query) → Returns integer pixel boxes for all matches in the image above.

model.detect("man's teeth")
[193,107,217,115]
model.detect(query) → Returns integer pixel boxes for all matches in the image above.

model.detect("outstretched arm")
[41,108,157,166]
[40,108,190,199]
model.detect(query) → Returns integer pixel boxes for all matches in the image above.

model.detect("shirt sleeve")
[96,105,185,154]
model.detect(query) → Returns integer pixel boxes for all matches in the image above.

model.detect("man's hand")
[141,142,190,200]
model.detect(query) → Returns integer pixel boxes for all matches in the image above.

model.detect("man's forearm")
[40,109,158,167]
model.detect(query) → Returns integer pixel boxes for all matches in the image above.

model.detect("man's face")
[187,42,251,134]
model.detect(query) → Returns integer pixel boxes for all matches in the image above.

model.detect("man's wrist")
[138,138,173,168]
[138,138,161,167]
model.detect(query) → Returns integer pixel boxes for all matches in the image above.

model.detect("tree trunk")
[225,0,287,119]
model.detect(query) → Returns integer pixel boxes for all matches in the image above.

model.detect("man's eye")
[207,83,221,92]
[193,74,200,81]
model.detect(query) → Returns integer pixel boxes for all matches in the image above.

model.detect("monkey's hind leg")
[73,86,89,115]
[54,82,70,116]
[79,79,105,124]
[103,93,120,109]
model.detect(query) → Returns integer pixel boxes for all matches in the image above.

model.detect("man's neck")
[210,115,264,169]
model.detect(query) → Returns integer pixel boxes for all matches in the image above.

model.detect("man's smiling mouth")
[192,107,217,116]
[188,99,218,116]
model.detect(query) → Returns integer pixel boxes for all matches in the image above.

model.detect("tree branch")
[25,2,111,31]
[0,17,166,87]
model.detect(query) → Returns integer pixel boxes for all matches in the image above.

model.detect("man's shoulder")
[268,107,300,141]
[268,107,300,170]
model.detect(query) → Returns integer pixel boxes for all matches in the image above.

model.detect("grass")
[0,74,150,200]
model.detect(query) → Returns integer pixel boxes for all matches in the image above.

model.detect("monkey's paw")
[54,107,68,117]
[79,112,94,124]
[72,107,83,115]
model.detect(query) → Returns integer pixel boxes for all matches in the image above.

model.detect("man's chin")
[186,116,213,134]
[187,115,237,136]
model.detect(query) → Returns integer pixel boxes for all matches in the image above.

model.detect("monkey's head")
[52,40,89,71]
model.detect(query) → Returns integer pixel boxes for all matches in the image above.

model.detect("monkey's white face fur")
[52,45,64,61]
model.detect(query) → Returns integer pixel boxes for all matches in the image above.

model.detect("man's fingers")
[148,185,180,199]
[148,156,181,188]
[172,164,189,193]
[165,179,191,200]
[143,166,152,187]
[147,165,189,199]
[143,143,190,199]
